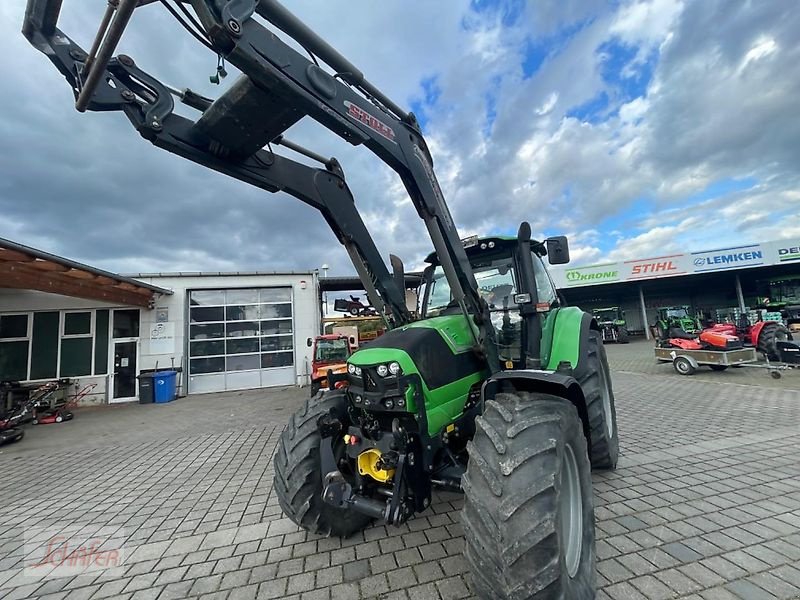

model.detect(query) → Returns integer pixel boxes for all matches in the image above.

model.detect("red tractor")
[307,334,354,396]
[703,320,791,361]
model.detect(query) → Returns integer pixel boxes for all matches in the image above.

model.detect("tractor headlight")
[354,366,362,377]
[396,398,405,408]
[376,364,389,377]
[347,363,355,375]
[389,362,402,376]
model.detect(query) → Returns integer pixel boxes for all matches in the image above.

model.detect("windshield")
[594,309,618,322]
[314,338,350,362]
[665,308,689,318]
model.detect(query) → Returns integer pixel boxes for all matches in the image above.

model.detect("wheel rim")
[676,359,689,374]
[560,443,583,578]
[598,359,613,437]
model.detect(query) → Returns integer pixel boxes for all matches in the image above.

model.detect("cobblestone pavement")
[1,355,799,600]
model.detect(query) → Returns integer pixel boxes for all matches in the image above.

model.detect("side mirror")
[545,236,570,265]
[306,337,313,347]
[349,336,356,345]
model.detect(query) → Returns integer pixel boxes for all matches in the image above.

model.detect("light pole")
[321,264,329,315]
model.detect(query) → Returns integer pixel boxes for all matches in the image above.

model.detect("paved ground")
[0,341,799,600]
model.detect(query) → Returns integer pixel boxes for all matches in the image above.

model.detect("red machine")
[32,383,97,425]
[659,327,742,352]
[702,321,790,360]
[308,334,353,396]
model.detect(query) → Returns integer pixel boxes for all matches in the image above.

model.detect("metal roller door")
[187,288,295,393]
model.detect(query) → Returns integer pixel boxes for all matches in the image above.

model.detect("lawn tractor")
[655,306,702,335]
[24,2,619,597]
[307,334,353,397]
[704,319,791,362]
[592,306,629,343]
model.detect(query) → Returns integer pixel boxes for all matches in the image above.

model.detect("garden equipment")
[0,381,59,445]
[32,382,97,424]
[333,295,376,316]
[592,306,629,343]
[24,3,620,597]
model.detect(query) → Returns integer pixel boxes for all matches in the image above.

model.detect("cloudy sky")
[1,0,798,278]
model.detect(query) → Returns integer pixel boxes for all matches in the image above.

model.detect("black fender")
[482,370,592,446]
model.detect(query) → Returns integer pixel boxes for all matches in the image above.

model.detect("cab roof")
[424,235,545,264]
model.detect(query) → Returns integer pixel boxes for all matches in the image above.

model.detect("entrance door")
[112,340,138,401]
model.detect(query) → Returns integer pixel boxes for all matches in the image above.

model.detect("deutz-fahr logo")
[778,245,800,262]
[566,270,618,283]
[344,101,396,143]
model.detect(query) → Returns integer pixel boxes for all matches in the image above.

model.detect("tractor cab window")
[315,338,350,363]
[533,253,558,307]
[425,259,522,361]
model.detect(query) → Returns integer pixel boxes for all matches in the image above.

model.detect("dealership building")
[1,236,798,404]
[548,239,800,338]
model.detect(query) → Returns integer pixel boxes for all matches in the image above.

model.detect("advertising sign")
[563,263,620,287]
[776,242,800,263]
[690,244,764,272]
[623,254,688,280]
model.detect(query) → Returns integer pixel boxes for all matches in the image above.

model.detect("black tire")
[348,306,359,316]
[673,356,695,375]
[576,330,618,470]
[310,381,321,397]
[757,323,791,362]
[709,365,728,372]
[273,390,371,537]
[462,393,595,600]
[0,428,25,445]
[618,328,629,344]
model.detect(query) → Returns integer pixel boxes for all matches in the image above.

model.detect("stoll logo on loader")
[565,266,619,286]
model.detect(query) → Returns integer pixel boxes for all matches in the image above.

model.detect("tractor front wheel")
[273,390,371,537]
[577,330,619,470]
[618,328,630,344]
[462,393,595,600]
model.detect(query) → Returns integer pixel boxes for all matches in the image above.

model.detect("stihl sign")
[631,261,677,275]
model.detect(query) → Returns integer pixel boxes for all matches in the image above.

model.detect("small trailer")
[655,347,757,376]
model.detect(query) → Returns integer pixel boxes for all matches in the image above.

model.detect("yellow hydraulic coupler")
[357,448,395,483]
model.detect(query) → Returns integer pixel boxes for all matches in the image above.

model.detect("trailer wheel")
[709,365,728,372]
[273,390,371,537]
[577,331,618,470]
[462,393,595,600]
[673,356,695,375]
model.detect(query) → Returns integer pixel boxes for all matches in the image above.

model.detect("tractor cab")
[420,235,566,365]
[308,334,353,396]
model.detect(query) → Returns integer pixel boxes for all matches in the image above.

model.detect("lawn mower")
[25,2,620,596]
[333,295,377,316]
[703,318,792,362]
[592,306,629,343]
[0,381,59,445]
[32,383,97,425]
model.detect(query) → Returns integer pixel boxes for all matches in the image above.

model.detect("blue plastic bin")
[153,371,177,403]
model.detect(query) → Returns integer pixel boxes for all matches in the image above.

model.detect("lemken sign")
[691,244,764,271]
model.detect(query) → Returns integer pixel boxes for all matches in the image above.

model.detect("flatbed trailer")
[655,346,797,378]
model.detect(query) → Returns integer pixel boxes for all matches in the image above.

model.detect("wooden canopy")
[0,238,171,308]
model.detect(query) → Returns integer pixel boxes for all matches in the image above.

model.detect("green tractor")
[25,1,619,597]
[656,306,702,336]
[592,306,629,343]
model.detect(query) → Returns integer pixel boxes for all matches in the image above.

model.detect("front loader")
[23,2,619,597]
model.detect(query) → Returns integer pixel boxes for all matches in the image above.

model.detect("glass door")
[111,340,138,401]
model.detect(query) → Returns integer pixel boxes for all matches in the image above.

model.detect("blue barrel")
[153,371,177,403]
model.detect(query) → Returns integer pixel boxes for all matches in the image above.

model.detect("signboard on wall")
[623,254,689,280]
[150,322,175,355]
[562,263,620,287]
[690,243,764,272]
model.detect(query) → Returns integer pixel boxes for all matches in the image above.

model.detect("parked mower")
[593,307,629,343]
[32,383,96,425]
[307,335,353,396]
[26,2,619,597]
[0,381,59,445]
[333,295,376,316]
[704,319,791,362]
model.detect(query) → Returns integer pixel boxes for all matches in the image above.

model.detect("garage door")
[188,288,295,393]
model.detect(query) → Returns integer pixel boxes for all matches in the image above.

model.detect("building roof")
[0,237,172,308]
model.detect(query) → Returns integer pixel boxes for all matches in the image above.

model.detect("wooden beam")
[0,265,154,308]
[29,260,71,273]
[64,268,98,280]
[0,248,36,262]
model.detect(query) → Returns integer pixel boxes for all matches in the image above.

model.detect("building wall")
[0,272,319,403]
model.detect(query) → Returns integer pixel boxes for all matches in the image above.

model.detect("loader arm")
[22,0,500,370]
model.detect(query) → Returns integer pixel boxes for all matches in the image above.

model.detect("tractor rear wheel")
[273,390,371,537]
[757,323,791,361]
[462,393,595,600]
[577,330,619,470]
[618,328,630,344]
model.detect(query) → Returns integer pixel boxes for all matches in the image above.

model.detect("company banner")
[561,262,621,287]
[690,243,765,272]
[622,253,690,280]
[767,239,800,264]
